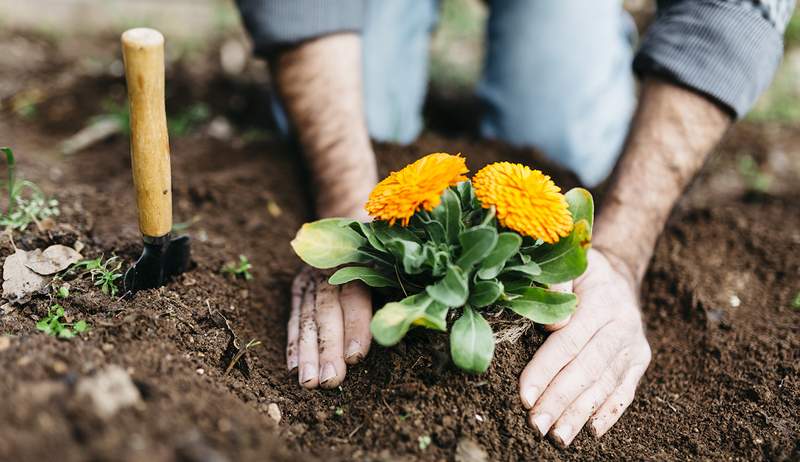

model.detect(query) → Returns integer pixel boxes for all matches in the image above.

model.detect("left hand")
[519,248,652,447]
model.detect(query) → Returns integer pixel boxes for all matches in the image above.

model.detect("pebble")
[76,365,142,419]
[267,403,281,424]
[0,336,10,351]
[52,360,68,374]
[455,438,488,462]
[474,414,484,423]
[729,294,741,308]
[196,368,205,375]
[101,343,114,352]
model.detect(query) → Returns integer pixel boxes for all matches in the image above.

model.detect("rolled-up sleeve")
[236,0,366,55]
[633,0,796,118]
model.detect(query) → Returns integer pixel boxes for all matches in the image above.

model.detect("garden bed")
[0,32,798,461]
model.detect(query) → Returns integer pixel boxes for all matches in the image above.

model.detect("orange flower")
[365,153,468,226]
[472,162,572,243]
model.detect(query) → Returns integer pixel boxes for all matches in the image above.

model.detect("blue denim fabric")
[272,0,637,186]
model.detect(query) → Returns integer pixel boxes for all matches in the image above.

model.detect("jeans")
[274,0,637,186]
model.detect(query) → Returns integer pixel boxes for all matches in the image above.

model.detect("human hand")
[288,266,373,389]
[519,248,651,447]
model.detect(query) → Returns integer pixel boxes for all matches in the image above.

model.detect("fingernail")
[531,413,552,438]
[319,363,337,384]
[551,424,572,448]
[300,363,317,384]
[521,386,538,409]
[287,357,298,373]
[345,340,362,361]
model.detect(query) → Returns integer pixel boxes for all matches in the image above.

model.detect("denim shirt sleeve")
[236,0,366,55]
[633,0,796,118]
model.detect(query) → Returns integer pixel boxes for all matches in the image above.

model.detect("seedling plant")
[292,153,593,373]
[0,147,60,231]
[223,255,253,280]
[36,304,89,339]
[69,256,124,297]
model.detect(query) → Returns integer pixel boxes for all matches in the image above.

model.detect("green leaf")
[456,181,478,209]
[371,221,421,245]
[450,306,495,374]
[505,287,577,324]
[501,260,542,277]
[565,187,594,228]
[371,293,432,346]
[412,300,449,331]
[328,266,399,288]
[469,280,504,307]
[524,188,594,284]
[478,233,522,279]
[426,264,468,307]
[431,188,462,243]
[356,222,387,253]
[73,320,88,333]
[386,239,426,274]
[530,220,591,284]
[290,218,369,269]
[58,328,75,339]
[456,227,498,270]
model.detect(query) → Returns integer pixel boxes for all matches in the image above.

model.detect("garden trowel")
[120,28,190,294]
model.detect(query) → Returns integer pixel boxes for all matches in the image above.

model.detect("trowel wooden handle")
[122,28,172,238]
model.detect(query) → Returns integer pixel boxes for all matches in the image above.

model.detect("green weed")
[222,255,253,280]
[36,304,89,339]
[0,147,60,231]
[70,256,124,297]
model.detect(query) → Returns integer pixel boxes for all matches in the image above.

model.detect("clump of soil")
[0,32,798,461]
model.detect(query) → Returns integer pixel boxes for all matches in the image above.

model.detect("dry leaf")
[2,249,46,302]
[25,244,83,275]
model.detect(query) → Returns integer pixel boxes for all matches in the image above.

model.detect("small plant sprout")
[792,292,800,311]
[292,153,594,374]
[56,285,70,299]
[36,304,89,339]
[222,255,253,280]
[70,256,124,297]
[335,407,344,417]
[418,435,432,451]
[0,147,60,232]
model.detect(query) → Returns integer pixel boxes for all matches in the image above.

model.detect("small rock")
[52,360,68,374]
[76,365,142,419]
[455,438,488,462]
[73,240,85,253]
[0,336,10,351]
[729,294,741,308]
[207,116,233,141]
[101,343,114,352]
[266,200,282,217]
[196,368,205,375]
[474,414,484,422]
[267,403,281,424]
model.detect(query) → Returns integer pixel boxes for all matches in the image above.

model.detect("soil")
[1,31,799,462]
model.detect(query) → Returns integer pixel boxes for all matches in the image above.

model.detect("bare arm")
[594,78,732,284]
[272,33,376,219]
[520,78,733,446]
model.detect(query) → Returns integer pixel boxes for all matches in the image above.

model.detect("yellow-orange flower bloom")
[365,153,468,226]
[472,162,573,243]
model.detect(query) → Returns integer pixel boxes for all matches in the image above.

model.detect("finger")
[287,273,308,372]
[340,281,372,365]
[547,353,628,448]
[297,281,319,389]
[527,330,623,438]
[315,281,347,389]
[589,358,649,437]
[519,302,613,410]
[543,281,573,332]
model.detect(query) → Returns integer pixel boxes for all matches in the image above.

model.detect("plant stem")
[481,206,496,227]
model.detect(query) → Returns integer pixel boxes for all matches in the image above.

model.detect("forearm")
[593,78,732,284]
[272,33,376,219]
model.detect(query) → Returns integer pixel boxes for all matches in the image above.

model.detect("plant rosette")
[291,153,593,374]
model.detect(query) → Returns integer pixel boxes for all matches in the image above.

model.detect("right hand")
[288,266,373,389]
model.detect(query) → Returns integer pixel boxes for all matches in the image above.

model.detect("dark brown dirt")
[0,32,798,462]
